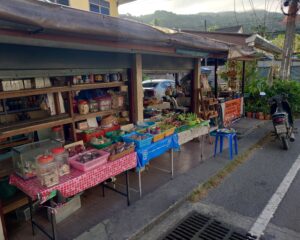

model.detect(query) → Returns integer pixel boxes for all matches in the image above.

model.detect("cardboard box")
[23,79,32,89]
[76,121,89,130]
[34,77,45,89]
[10,80,20,91]
[1,80,12,91]
[16,80,24,90]
[44,77,52,87]
[47,195,81,224]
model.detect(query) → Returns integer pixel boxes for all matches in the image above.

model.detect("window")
[89,0,110,15]
[142,82,159,88]
[49,0,69,6]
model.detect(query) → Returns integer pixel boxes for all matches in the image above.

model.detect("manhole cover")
[161,212,257,240]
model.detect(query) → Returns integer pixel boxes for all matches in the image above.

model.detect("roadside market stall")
[0,1,232,239]
[184,30,282,127]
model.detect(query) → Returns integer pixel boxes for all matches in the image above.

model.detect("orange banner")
[224,98,242,125]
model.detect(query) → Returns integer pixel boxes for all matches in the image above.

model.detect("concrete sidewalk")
[76,118,270,240]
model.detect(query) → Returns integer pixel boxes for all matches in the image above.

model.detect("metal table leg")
[28,196,57,240]
[125,170,130,206]
[200,135,204,162]
[138,170,142,198]
[50,209,57,240]
[171,148,174,179]
[28,197,35,236]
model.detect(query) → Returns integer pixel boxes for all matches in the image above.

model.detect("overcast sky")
[119,0,282,16]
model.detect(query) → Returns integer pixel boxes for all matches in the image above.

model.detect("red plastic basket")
[102,125,120,134]
[77,129,105,143]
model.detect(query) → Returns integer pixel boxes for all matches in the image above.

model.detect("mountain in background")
[120,10,287,37]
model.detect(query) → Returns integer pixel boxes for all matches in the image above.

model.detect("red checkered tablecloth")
[10,152,137,203]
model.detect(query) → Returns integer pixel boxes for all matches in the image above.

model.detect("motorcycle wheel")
[281,136,289,150]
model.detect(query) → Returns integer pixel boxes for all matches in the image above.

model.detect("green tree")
[272,34,300,53]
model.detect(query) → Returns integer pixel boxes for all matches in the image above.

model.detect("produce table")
[178,125,210,145]
[135,134,179,197]
[10,152,137,240]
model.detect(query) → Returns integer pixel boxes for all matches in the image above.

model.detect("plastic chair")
[214,132,238,160]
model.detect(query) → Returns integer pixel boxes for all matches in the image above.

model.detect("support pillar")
[192,58,201,113]
[131,54,144,123]
[242,61,246,96]
[214,59,218,98]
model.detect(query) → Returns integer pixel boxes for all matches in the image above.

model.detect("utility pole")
[280,0,299,80]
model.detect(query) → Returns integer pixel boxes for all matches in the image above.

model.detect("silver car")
[143,79,175,100]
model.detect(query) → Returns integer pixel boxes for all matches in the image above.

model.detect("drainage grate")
[161,212,257,240]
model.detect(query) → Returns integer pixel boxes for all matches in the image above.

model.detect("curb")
[130,128,271,240]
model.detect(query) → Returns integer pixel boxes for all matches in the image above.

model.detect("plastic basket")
[152,132,165,142]
[90,140,112,150]
[102,125,120,134]
[164,127,176,137]
[176,125,190,133]
[77,129,104,143]
[68,149,109,172]
[105,130,125,143]
[122,132,153,148]
[136,122,156,129]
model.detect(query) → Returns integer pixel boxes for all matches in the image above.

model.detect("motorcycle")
[268,93,295,150]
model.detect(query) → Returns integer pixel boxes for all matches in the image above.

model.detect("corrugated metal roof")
[0,0,229,54]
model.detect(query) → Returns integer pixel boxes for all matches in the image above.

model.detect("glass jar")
[89,99,98,113]
[78,100,89,115]
[51,147,70,176]
[36,155,59,188]
[51,126,65,144]
[96,97,112,111]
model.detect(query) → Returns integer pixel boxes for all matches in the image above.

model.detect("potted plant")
[263,105,271,120]
[245,105,252,118]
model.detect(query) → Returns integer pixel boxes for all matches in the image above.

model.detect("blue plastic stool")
[214,132,238,160]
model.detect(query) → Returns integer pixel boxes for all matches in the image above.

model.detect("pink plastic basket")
[68,149,110,172]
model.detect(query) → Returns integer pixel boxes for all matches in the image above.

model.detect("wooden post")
[192,58,201,113]
[242,61,246,96]
[131,54,144,123]
[0,201,7,240]
[67,91,77,141]
[214,59,218,98]
[53,93,62,115]
[280,0,299,80]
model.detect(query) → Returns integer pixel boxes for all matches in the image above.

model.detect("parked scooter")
[267,93,295,150]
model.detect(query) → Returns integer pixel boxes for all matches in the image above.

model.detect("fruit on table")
[150,127,161,135]
[177,113,202,124]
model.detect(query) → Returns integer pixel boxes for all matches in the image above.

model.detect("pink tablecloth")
[10,152,137,203]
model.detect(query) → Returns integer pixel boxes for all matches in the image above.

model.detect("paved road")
[140,121,300,240]
[201,121,300,239]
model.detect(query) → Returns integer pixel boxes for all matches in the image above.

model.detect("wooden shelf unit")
[0,115,73,139]
[71,82,125,91]
[2,192,28,215]
[0,82,126,100]
[73,109,122,122]
[0,81,128,139]
[0,86,70,100]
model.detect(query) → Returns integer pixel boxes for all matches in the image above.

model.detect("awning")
[0,0,229,55]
